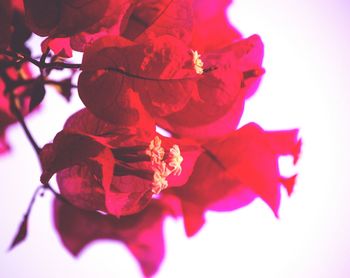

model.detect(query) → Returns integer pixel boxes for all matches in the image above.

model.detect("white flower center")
[146,136,184,194]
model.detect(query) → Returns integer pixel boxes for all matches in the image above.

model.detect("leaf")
[29,80,46,112]
[53,77,73,101]
[10,10,32,56]
[8,215,28,251]
[0,0,13,50]
[78,35,198,124]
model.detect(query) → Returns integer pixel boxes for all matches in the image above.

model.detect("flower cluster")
[1,0,301,277]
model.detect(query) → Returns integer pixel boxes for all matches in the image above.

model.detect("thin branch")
[25,185,45,218]
[43,184,70,204]
[0,49,81,70]
[8,90,41,156]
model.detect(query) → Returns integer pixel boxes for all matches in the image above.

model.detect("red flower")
[40,108,198,217]
[50,118,300,274]
[78,35,198,125]
[157,35,264,140]
[22,0,244,61]
[167,123,301,236]
[78,34,264,140]
[8,1,302,277]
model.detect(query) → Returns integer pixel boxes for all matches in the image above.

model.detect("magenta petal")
[54,198,168,277]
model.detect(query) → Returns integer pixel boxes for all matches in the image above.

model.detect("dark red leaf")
[10,10,32,55]
[28,80,46,112]
[0,0,13,49]
[51,77,73,101]
[8,215,28,251]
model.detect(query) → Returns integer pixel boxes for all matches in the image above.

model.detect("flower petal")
[54,198,169,277]
[192,0,242,51]
[78,35,198,123]
[170,123,300,236]
[122,0,193,44]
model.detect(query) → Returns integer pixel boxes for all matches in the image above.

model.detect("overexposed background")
[1,0,350,277]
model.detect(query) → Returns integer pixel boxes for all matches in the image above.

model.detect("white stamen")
[145,136,184,194]
[191,49,204,75]
[167,145,183,175]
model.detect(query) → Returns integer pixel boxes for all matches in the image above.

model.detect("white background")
[1,0,350,277]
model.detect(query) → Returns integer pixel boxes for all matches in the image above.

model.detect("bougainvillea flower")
[157,35,264,140]
[53,197,177,277]
[167,123,301,236]
[40,108,198,217]
[78,35,199,124]
[78,32,264,140]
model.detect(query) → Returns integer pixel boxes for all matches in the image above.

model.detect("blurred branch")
[0,49,81,70]
[8,89,41,156]
[8,185,44,250]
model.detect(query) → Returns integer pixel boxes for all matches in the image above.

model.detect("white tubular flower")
[167,145,183,176]
[145,136,165,165]
[191,49,204,75]
[146,136,184,194]
[151,161,169,194]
